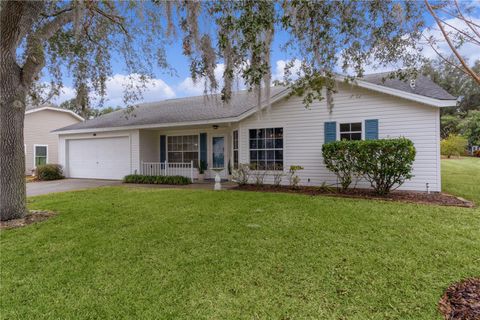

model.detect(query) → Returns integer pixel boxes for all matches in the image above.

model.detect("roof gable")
[25,106,84,121]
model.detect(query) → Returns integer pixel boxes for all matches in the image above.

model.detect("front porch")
[137,125,236,180]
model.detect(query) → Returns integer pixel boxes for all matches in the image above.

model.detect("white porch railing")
[140,161,194,181]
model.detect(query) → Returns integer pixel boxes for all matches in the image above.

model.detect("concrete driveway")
[27,179,121,196]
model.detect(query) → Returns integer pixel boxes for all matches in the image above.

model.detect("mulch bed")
[439,278,480,320]
[0,210,56,230]
[234,185,474,208]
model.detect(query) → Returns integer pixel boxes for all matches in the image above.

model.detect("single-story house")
[54,73,456,192]
[24,105,83,175]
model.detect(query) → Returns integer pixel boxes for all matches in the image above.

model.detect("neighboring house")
[54,73,456,192]
[469,145,480,155]
[24,105,83,175]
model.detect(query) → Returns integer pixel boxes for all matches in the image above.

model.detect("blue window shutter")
[324,122,337,143]
[365,119,379,140]
[200,133,207,165]
[160,135,166,162]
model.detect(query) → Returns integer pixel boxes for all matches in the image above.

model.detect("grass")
[1,159,478,319]
[442,157,480,204]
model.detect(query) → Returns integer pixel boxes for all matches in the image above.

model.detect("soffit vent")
[410,79,416,89]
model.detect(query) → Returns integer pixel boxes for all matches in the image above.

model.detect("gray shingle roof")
[55,74,456,132]
[360,72,456,100]
[55,86,289,132]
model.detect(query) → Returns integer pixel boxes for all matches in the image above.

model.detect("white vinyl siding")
[24,109,81,174]
[238,83,441,192]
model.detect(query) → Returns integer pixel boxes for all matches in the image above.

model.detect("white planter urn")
[213,169,222,190]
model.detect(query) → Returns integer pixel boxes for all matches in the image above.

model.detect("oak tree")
[1,0,425,220]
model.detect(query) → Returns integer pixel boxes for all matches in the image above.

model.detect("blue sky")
[49,6,480,108]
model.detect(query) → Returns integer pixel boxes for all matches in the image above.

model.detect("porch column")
[131,130,140,174]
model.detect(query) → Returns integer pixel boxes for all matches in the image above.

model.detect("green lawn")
[442,157,480,204]
[1,162,479,319]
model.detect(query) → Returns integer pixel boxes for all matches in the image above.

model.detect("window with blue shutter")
[160,135,166,162]
[324,121,337,143]
[199,132,207,165]
[365,119,379,140]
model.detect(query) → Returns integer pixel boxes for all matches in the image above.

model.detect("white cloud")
[52,73,176,106]
[176,64,226,97]
[51,85,76,104]
[272,59,302,81]
[421,16,480,64]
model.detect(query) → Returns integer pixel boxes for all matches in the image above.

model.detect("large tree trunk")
[0,75,27,221]
[1,1,47,221]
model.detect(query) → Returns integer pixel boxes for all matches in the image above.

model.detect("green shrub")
[36,164,64,181]
[199,160,207,174]
[123,174,191,185]
[322,138,416,195]
[356,138,416,195]
[441,134,468,158]
[322,141,361,190]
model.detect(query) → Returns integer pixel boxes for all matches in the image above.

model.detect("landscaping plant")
[441,134,468,158]
[272,164,284,187]
[123,175,191,185]
[288,165,304,188]
[357,138,416,195]
[199,161,208,175]
[322,138,416,195]
[35,164,64,181]
[322,141,361,190]
[250,163,267,186]
[232,164,251,185]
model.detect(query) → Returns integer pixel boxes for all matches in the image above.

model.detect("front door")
[212,136,225,170]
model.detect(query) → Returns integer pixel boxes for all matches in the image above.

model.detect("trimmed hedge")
[123,174,191,185]
[322,138,416,195]
[36,164,64,181]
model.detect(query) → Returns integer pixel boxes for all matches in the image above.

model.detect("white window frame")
[232,130,239,169]
[338,121,364,141]
[166,134,200,165]
[248,127,284,171]
[33,144,48,167]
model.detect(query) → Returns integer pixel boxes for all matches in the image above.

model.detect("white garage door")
[67,137,131,180]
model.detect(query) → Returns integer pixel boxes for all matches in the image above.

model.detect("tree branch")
[40,7,74,19]
[22,11,75,87]
[425,0,480,85]
[454,0,480,39]
[440,18,480,46]
[423,35,466,74]
[90,6,129,36]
